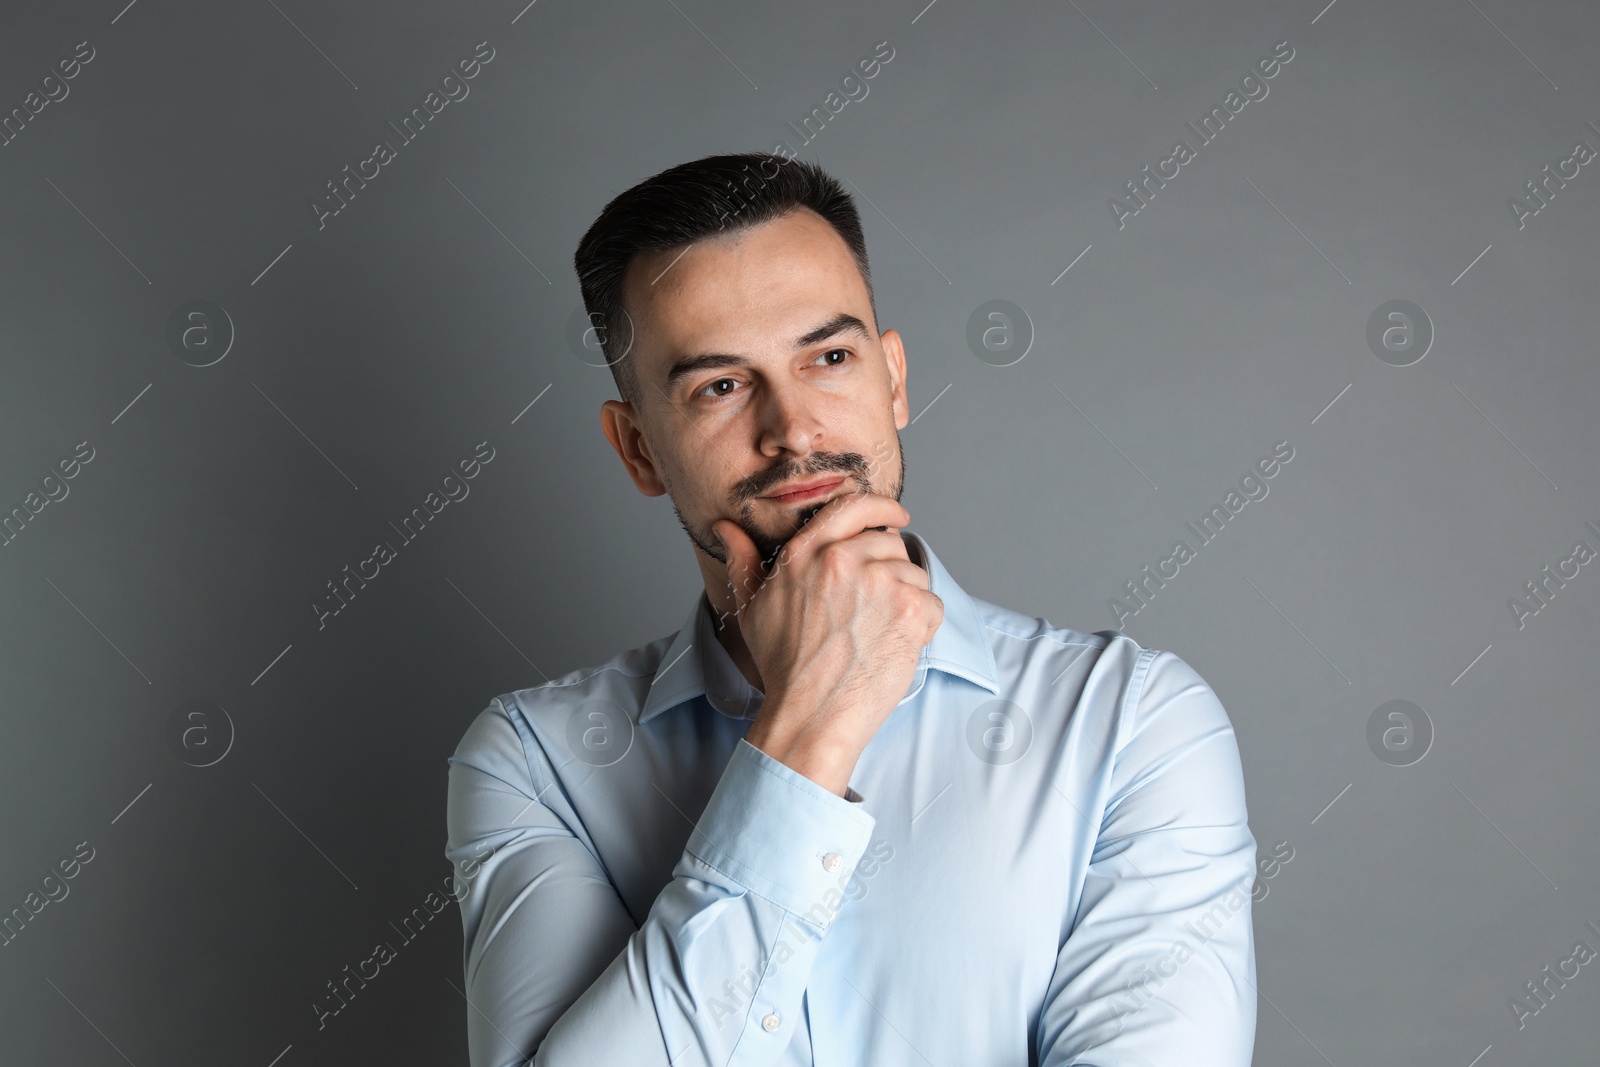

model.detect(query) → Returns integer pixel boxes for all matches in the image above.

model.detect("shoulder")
[968,593,1145,682]
[967,595,1226,736]
[448,628,678,771]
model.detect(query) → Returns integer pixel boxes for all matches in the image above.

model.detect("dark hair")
[573,152,875,407]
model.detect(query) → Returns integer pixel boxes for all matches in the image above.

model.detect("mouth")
[761,475,848,504]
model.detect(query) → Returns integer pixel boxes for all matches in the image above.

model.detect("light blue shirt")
[445,530,1257,1066]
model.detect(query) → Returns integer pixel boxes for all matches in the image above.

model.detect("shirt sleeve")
[1034,649,1258,1067]
[445,699,877,1067]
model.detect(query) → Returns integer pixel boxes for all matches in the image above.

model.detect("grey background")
[1,0,1597,1063]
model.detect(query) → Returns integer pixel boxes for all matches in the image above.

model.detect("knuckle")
[818,542,850,580]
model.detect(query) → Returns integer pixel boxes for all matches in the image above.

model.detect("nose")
[756,377,826,458]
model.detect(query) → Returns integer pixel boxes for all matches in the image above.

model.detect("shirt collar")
[638,530,1000,724]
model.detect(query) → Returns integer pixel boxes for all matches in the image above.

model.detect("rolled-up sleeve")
[446,699,877,1067]
[1034,649,1258,1067]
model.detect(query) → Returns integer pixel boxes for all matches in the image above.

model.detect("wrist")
[745,715,858,797]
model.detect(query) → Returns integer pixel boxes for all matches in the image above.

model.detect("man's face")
[600,207,910,571]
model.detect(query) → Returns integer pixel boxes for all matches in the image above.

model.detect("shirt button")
[821,851,843,873]
[762,1012,781,1032]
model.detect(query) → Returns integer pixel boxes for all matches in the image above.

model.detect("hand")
[712,491,944,795]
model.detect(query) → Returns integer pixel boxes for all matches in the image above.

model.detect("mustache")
[736,452,867,500]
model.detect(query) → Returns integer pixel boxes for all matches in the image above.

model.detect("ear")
[880,327,910,430]
[600,400,667,496]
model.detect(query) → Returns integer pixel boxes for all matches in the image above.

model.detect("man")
[445,152,1257,1066]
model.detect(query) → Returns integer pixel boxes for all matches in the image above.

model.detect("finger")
[779,490,911,565]
[836,526,913,564]
[864,562,943,643]
[866,557,931,591]
[778,521,909,577]
[712,519,762,610]
[920,591,945,639]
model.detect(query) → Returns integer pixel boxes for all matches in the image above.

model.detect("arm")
[1035,649,1258,1067]
[445,697,876,1067]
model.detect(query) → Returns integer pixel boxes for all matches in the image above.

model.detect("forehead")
[620,208,872,371]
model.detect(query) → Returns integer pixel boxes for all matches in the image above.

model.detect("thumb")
[712,519,761,612]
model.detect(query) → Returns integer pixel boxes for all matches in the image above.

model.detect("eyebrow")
[661,312,873,391]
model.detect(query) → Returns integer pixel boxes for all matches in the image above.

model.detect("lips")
[763,475,847,503]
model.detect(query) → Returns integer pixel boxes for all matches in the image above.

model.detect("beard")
[672,438,907,572]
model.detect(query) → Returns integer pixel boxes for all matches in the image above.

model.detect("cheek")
[651,441,692,494]
[661,455,735,517]
[868,439,901,482]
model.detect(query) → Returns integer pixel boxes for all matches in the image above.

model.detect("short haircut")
[573,152,875,407]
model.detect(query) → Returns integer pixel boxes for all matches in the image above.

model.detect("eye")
[694,350,852,401]
[696,377,740,400]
